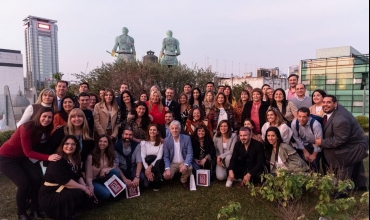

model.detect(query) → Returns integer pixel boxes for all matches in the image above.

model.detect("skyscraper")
[23,15,59,90]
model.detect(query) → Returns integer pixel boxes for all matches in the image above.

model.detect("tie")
[323,115,327,125]
[166,101,169,107]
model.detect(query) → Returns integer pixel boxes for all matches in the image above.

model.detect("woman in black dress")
[39,135,94,220]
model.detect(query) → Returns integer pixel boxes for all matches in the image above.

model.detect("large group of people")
[0,76,368,219]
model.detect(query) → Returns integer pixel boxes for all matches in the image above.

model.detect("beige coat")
[94,102,119,138]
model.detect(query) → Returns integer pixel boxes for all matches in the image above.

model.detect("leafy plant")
[217,201,245,220]
[247,169,359,219]
[356,115,369,132]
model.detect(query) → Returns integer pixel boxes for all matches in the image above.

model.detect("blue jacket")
[163,134,193,169]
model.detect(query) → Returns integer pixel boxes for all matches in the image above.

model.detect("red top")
[0,125,49,160]
[146,102,166,125]
[52,113,67,134]
[250,102,261,134]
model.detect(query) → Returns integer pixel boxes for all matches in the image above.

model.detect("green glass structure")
[301,54,369,117]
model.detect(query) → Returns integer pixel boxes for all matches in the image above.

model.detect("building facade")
[24,15,59,90]
[300,46,369,117]
[0,49,25,116]
[220,76,288,91]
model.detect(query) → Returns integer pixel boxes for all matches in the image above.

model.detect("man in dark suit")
[159,110,186,139]
[226,127,265,187]
[78,92,94,137]
[163,120,193,189]
[315,95,368,191]
[162,87,181,121]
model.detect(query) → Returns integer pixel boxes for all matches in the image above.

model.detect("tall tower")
[23,15,59,90]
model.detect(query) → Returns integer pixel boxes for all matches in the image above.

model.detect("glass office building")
[24,16,59,90]
[301,52,369,117]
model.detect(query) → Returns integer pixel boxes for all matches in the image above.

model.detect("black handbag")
[145,155,157,165]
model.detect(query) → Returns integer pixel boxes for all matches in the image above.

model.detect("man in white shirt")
[55,80,68,111]
[163,120,193,190]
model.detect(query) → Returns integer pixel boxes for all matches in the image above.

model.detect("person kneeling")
[226,127,265,187]
[85,135,121,201]
[163,120,193,190]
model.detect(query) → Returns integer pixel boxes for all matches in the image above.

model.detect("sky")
[0,0,369,80]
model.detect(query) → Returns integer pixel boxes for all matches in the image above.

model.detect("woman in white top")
[213,120,237,181]
[17,88,58,127]
[140,124,164,191]
[261,108,293,144]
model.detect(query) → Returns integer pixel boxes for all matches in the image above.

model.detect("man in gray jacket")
[315,95,368,191]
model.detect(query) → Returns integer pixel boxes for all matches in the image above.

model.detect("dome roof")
[12,90,30,107]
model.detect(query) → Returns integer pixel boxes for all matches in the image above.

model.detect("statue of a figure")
[112,27,136,62]
[159,30,180,66]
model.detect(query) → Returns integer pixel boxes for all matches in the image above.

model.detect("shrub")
[356,115,369,132]
[0,130,14,146]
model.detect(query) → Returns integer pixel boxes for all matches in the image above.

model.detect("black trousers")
[0,155,43,215]
[227,160,262,184]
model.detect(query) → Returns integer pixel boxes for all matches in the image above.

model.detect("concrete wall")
[316,46,362,59]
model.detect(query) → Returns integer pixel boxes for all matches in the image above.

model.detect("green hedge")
[0,130,14,146]
[356,116,369,132]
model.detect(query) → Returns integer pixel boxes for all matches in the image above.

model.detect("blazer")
[163,134,193,169]
[229,139,265,177]
[94,102,119,138]
[213,133,237,159]
[268,143,309,173]
[321,105,369,168]
[162,98,181,121]
[241,101,270,133]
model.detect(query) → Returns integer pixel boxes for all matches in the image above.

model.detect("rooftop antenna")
[85,62,89,74]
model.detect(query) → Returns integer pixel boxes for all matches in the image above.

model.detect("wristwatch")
[135,175,140,178]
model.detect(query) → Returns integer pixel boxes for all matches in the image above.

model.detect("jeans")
[93,168,121,200]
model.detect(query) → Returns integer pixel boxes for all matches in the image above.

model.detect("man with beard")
[285,74,309,100]
[162,87,181,121]
[226,127,265,187]
[115,128,145,187]
[315,95,368,194]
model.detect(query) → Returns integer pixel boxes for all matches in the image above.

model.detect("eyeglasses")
[64,142,76,147]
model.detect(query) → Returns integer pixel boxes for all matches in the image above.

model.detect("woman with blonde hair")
[50,108,94,168]
[202,90,214,117]
[146,90,166,125]
[178,92,190,128]
[17,88,58,127]
[261,108,293,144]
[94,89,120,141]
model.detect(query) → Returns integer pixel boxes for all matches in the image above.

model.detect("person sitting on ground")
[190,125,216,176]
[85,135,121,201]
[226,127,265,187]
[213,120,237,181]
[140,124,164,191]
[163,120,193,190]
[264,127,308,175]
[39,135,94,220]
[114,128,145,188]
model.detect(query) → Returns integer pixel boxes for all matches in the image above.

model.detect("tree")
[72,61,218,99]
[232,81,249,101]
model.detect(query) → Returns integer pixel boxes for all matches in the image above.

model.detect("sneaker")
[226,179,233,187]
